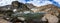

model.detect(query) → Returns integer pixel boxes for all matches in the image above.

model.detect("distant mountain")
[31,4,60,13]
[25,3,36,9]
[37,4,59,11]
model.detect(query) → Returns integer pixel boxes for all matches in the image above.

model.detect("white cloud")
[54,0,60,2]
[27,0,52,7]
[54,0,60,4]
[0,0,16,6]
[0,0,60,7]
[18,0,26,4]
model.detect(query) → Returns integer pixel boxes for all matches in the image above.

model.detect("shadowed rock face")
[0,1,32,14]
[11,1,31,11]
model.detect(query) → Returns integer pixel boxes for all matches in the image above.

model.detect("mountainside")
[30,4,60,16]
[37,4,59,10]
[31,4,60,12]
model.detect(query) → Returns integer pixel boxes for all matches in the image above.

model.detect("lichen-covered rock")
[42,13,59,23]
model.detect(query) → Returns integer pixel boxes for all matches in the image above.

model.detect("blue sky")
[0,0,60,7]
[19,0,60,7]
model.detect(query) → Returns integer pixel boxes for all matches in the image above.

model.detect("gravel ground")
[0,14,12,23]
[0,18,12,23]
